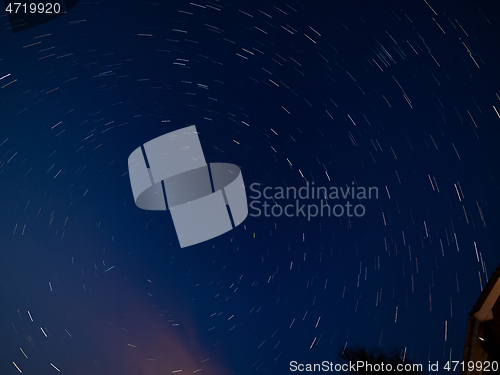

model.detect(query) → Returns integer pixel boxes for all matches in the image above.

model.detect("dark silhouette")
[482,320,500,361]
[339,346,425,374]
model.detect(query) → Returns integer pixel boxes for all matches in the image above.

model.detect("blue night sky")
[1,0,499,374]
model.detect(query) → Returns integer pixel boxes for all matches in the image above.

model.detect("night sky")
[1,0,500,374]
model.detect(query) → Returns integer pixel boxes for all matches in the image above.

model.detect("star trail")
[1,0,499,374]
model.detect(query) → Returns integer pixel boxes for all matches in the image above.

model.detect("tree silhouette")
[338,346,425,374]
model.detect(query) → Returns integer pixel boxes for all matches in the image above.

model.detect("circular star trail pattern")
[1,0,500,374]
